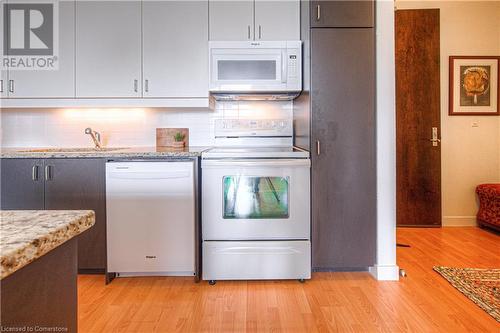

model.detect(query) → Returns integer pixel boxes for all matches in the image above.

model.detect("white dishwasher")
[106,161,195,276]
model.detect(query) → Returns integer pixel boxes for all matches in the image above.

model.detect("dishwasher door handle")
[106,161,194,179]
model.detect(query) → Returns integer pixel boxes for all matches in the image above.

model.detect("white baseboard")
[442,216,477,227]
[369,265,400,281]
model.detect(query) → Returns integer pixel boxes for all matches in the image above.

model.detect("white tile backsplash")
[0,100,292,148]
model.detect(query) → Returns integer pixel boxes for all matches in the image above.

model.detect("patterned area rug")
[433,266,500,322]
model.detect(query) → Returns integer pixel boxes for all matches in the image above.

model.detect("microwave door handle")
[281,50,287,83]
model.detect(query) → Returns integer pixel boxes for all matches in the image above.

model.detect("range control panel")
[215,119,293,137]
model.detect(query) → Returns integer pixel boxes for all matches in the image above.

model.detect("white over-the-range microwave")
[209,41,302,100]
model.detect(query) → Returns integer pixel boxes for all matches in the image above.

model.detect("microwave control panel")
[288,55,298,78]
[285,45,301,89]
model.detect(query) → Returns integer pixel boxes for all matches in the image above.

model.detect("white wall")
[0,101,292,148]
[396,0,500,226]
[370,0,399,281]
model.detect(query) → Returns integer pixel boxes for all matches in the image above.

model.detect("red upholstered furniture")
[476,184,500,231]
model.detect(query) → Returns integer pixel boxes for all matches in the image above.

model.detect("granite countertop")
[0,146,211,159]
[0,210,95,280]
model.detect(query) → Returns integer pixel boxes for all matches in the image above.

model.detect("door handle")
[9,80,14,93]
[144,79,149,93]
[430,127,440,146]
[134,79,138,93]
[316,140,321,156]
[247,25,251,40]
[0,79,3,93]
[45,165,52,181]
[258,25,262,39]
[316,5,321,21]
[32,165,39,181]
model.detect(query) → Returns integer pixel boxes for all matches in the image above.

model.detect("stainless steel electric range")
[201,119,311,284]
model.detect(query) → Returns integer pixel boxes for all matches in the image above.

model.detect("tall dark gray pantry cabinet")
[1,159,107,272]
[309,0,376,269]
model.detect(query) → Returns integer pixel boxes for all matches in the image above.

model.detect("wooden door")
[254,0,300,41]
[396,9,441,227]
[310,0,374,28]
[44,159,107,271]
[0,159,44,210]
[209,0,254,41]
[143,0,208,98]
[76,0,141,97]
[311,28,376,269]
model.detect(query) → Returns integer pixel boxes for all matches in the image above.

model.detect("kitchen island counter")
[0,210,95,332]
[0,210,95,279]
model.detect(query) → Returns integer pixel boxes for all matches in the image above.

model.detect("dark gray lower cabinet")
[311,28,376,269]
[0,158,106,272]
[44,159,106,271]
[1,159,44,210]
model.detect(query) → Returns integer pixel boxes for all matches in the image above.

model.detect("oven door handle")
[202,159,310,168]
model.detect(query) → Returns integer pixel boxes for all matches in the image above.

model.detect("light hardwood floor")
[78,227,500,332]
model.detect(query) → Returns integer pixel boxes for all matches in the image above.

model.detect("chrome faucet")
[84,127,102,149]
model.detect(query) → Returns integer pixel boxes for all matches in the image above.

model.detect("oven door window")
[223,176,289,219]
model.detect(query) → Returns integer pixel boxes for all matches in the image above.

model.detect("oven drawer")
[202,241,311,280]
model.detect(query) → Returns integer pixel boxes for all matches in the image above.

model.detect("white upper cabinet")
[254,0,300,41]
[209,1,254,41]
[209,0,300,41]
[0,0,302,106]
[1,0,75,98]
[76,1,142,98]
[0,1,9,98]
[143,1,208,98]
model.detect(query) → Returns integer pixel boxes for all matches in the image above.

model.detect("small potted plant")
[172,132,186,148]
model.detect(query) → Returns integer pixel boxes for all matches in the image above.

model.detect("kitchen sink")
[18,147,128,153]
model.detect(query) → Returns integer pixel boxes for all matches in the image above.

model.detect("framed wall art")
[449,56,499,115]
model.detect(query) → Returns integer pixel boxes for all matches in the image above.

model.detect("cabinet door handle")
[45,165,52,181]
[316,5,321,21]
[0,79,3,93]
[316,140,321,156]
[145,79,149,93]
[134,79,138,93]
[258,25,262,39]
[32,165,39,181]
[9,80,14,93]
[247,25,251,40]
